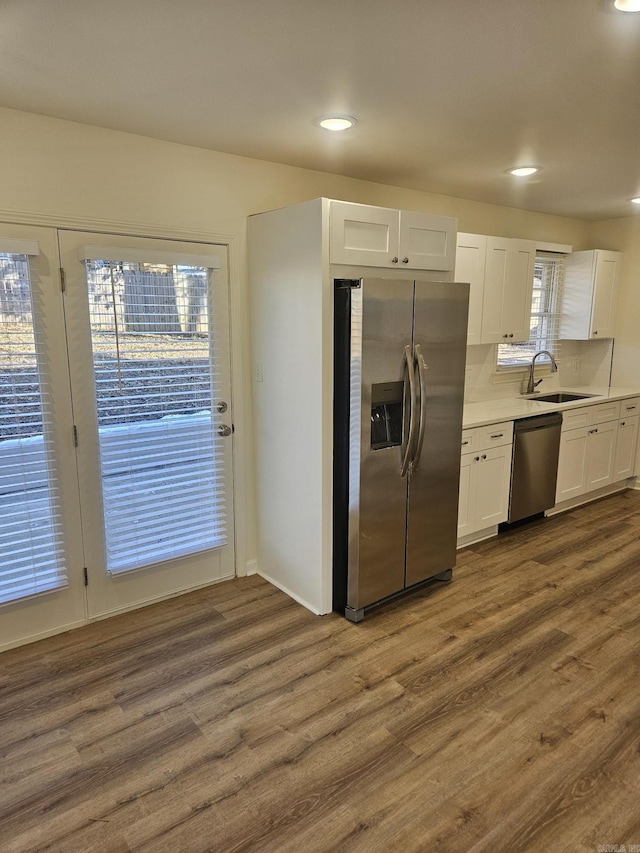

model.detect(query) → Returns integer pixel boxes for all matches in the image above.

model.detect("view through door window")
[0,252,67,603]
[85,259,227,574]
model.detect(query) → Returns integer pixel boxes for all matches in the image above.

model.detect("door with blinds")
[58,232,234,619]
[0,225,85,650]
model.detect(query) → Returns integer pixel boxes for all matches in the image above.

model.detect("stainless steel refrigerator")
[333,277,469,622]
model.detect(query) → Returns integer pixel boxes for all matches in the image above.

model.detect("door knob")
[217,401,228,414]
[218,424,232,437]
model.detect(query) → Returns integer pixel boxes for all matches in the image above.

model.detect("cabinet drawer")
[461,429,476,452]
[476,421,513,449]
[589,401,620,425]
[620,397,640,417]
[562,401,622,431]
[561,406,590,431]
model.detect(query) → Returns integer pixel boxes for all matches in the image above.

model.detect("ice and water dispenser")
[370,381,404,450]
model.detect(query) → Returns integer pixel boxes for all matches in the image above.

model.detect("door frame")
[0,210,248,647]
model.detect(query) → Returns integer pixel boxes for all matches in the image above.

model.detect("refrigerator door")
[405,281,469,587]
[348,278,415,611]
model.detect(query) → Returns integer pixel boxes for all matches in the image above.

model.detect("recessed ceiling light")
[630,197,640,204]
[317,116,357,131]
[508,166,540,177]
[614,0,640,11]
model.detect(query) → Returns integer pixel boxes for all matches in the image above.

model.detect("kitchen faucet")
[525,350,558,395]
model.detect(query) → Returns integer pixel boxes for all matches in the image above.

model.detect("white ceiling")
[1,0,640,220]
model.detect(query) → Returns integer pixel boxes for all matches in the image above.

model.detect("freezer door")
[405,281,469,587]
[348,278,414,611]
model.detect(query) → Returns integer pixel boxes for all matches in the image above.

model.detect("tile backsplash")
[464,339,614,403]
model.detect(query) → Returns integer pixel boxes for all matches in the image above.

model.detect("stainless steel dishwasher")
[507,412,563,524]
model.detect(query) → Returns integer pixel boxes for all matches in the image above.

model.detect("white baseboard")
[245,558,258,576]
[257,569,324,616]
[0,619,87,654]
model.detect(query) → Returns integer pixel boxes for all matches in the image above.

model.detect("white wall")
[0,106,594,577]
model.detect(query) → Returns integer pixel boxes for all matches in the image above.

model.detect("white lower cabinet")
[556,421,618,502]
[555,399,639,507]
[586,420,618,491]
[613,415,639,481]
[458,422,513,540]
[555,427,589,503]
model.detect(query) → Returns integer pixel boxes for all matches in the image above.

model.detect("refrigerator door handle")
[412,344,428,469]
[400,344,418,477]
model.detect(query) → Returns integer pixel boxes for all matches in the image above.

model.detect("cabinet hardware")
[391,257,398,264]
[462,440,469,446]
[474,456,480,462]
[402,257,409,264]
[621,421,626,427]
[481,454,487,460]
[594,330,598,335]
[509,333,514,338]
[490,433,504,439]
[588,428,598,434]
[502,333,508,339]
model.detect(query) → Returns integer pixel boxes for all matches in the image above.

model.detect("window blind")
[497,252,566,368]
[84,259,227,574]
[0,252,68,604]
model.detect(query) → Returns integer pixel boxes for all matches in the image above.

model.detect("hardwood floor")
[2,491,640,852]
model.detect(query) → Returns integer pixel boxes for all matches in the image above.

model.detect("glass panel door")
[0,225,85,651]
[59,232,234,619]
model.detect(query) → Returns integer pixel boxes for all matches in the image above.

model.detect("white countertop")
[462,387,640,429]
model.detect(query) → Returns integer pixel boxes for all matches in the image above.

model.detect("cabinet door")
[455,233,486,345]
[591,250,621,339]
[474,445,511,528]
[585,420,618,491]
[329,201,399,266]
[457,453,476,537]
[562,249,622,341]
[613,415,639,481]
[480,238,535,344]
[398,211,455,271]
[502,240,536,343]
[556,427,589,503]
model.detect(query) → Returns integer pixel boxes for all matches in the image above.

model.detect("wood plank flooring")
[2,490,640,852]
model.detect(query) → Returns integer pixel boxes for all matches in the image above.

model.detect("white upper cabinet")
[561,249,622,340]
[480,238,536,344]
[329,201,455,270]
[397,210,455,271]
[455,233,487,345]
[329,202,399,267]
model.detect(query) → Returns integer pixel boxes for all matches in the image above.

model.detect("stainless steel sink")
[529,392,596,403]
